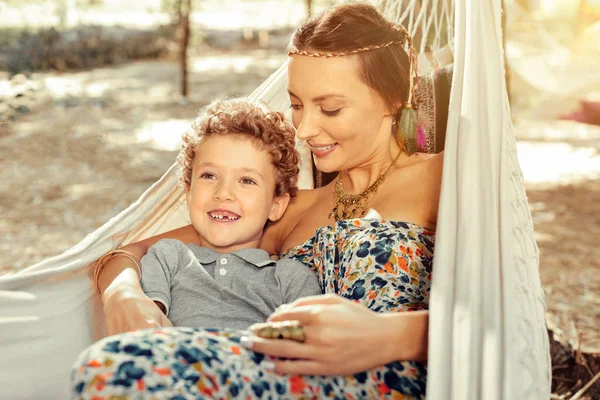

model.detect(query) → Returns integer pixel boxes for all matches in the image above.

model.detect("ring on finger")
[255,320,305,343]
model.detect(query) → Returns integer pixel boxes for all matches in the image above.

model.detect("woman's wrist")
[380,310,429,362]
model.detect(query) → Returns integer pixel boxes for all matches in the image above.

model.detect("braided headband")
[288,23,420,108]
[288,39,404,58]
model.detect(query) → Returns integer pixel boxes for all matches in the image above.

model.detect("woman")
[72,3,443,399]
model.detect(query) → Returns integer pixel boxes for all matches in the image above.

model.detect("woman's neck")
[341,138,403,194]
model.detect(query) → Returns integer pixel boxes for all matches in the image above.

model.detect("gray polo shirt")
[140,239,321,330]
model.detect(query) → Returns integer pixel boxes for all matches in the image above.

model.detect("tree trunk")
[179,0,192,100]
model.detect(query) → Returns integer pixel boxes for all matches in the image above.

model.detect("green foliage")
[0,25,176,76]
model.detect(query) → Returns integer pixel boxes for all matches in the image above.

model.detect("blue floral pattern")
[282,219,434,313]
[71,218,435,399]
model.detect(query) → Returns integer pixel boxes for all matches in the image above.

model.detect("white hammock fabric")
[425,1,551,398]
[0,1,550,399]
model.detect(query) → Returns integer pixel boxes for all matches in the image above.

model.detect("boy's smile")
[207,209,241,222]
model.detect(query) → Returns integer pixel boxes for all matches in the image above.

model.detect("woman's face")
[287,55,394,173]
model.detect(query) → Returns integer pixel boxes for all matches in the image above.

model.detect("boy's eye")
[240,177,257,185]
[199,172,216,180]
[289,104,302,111]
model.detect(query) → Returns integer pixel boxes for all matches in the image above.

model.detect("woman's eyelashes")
[321,108,342,117]
[289,103,342,117]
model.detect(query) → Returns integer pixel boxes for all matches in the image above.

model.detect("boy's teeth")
[209,212,240,221]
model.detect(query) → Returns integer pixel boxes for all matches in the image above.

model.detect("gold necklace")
[329,151,402,221]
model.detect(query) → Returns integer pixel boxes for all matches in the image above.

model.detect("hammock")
[0,1,551,398]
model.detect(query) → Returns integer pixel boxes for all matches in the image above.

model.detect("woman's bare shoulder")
[413,151,443,163]
[414,152,436,160]
[411,151,444,177]
[260,187,320,253]
[425,150,444,172]
[279,185,332,224]
[417,151,444,227]
[292,185,331,207]
[382,151,443,229]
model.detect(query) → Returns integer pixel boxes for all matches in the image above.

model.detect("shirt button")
[220,258,228,265]
[219,268,227,276]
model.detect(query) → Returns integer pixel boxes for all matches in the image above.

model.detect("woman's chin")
[313,159,341,174]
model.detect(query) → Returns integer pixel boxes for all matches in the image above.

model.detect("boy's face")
[186,135,290,253]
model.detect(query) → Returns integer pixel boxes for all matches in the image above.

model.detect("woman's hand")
[102,281,172,336]
[244,294,404,376]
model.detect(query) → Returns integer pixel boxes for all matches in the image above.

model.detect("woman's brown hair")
[289,3,411,113]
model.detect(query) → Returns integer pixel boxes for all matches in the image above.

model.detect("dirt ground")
[1,42,599,397]
[0,46,287,270]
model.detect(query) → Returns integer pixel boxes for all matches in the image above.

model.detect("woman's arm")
[98,224,199,295]
[97,224,199,335]
[381,309,429,362]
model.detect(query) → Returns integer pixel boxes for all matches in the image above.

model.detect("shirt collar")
[189,245,276,268]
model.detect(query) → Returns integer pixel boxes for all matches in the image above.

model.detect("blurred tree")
[162,0,195,101]
[178,0,192,100]
[55,0,78,28]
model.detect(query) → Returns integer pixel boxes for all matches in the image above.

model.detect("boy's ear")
[268,193,291,222]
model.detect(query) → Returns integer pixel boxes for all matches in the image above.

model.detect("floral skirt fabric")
[72,219,434,399]
[71,328,426,399]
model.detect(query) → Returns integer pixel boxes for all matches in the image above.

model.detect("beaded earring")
[393,26,422,154]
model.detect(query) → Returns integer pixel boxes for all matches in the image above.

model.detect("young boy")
[139,99,321,329]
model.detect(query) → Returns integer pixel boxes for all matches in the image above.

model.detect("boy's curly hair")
[178,98,300,197]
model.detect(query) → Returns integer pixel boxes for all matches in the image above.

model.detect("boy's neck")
[197,238,261,254]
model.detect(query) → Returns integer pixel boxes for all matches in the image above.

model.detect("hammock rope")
[376,0,454,69]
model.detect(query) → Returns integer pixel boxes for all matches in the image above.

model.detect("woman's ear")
[389,102,403,119]
[268,193,291,222]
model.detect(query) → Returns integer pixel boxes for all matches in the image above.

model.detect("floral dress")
[71,219,435,399]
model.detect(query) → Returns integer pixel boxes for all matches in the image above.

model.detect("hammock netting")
[0,1,551,398]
